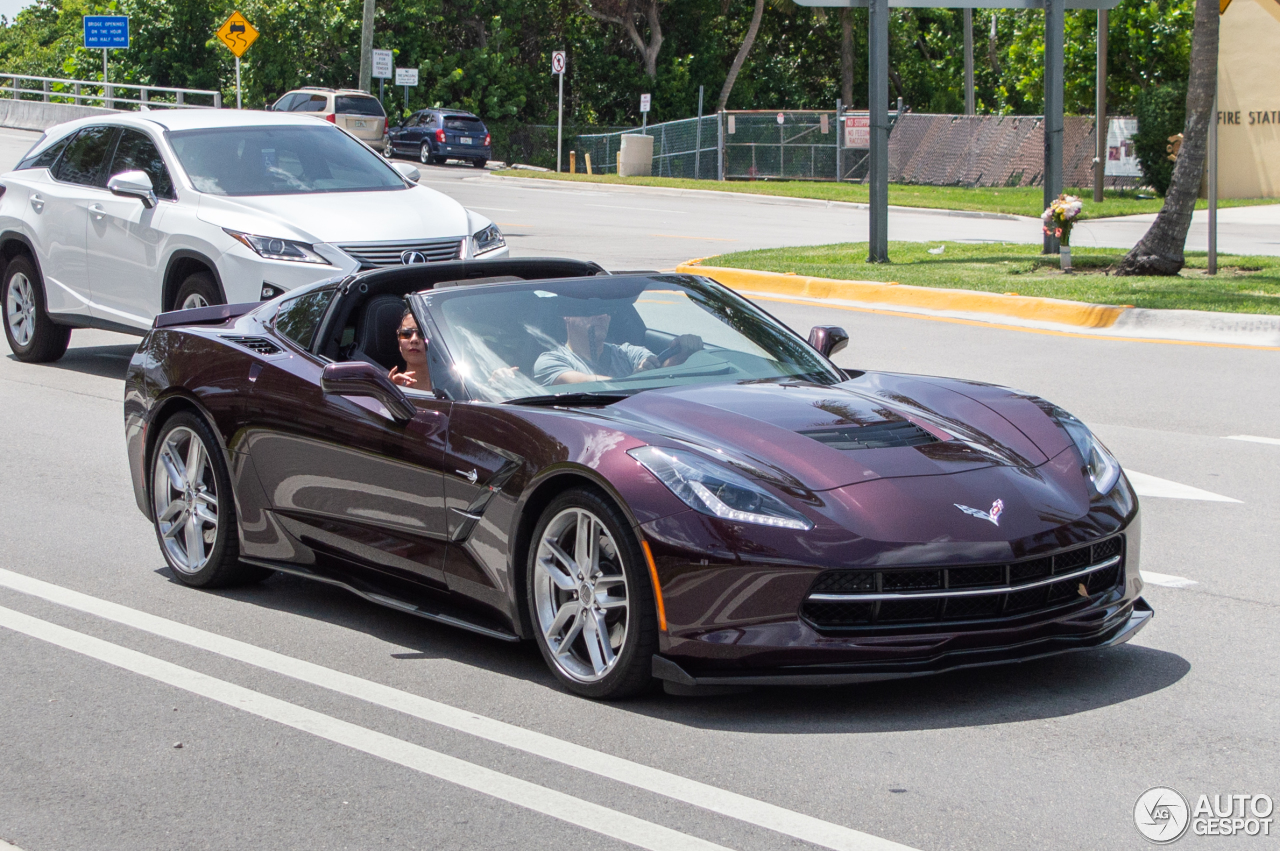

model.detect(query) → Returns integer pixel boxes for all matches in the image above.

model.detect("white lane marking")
[0,568,917,851]
[468,205,519,212]
[1225,434,1280,446]
[587,203,689,215]
[1140,571,1199,589]
[0,605,730,851]
[1125,470,1241,503]
[0,839,25,851]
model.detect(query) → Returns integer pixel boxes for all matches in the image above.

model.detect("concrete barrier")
[618,134,653,177]
[0,99,116,132]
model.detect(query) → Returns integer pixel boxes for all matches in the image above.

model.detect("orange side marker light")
[641,540,668,632]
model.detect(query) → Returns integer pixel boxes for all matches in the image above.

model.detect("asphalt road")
[1,125,1278,851]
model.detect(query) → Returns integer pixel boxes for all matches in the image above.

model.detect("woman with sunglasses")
[389,307,431,391]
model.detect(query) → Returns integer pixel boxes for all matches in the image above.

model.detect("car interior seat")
[353,294,409,370]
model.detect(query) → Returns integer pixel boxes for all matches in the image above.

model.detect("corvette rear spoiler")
[153,301,260,329]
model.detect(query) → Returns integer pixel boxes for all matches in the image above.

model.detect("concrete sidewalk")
[1071,203,1280,257]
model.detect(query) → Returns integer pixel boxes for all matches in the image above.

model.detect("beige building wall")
[1218,0,1280,198]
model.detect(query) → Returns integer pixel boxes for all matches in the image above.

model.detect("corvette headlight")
[225,230,329,264]
[1051,407,1121,495]
[472,223,505,256]
[629,446,813,531]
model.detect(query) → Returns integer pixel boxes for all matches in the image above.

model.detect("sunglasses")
[397,327,424,341]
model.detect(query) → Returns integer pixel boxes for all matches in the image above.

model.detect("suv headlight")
[472,223,505,256]
[629,446,813,530]
[226,229,329,264]
[1049,406,1121,495]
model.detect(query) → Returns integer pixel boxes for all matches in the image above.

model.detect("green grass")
[703,242,1280,315]
[492,169,1276,220]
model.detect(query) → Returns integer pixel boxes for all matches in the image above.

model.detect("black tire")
[419,142,432,165]
[149,411,270,588]
[2,255,71,363]
[173,271,222,312]
[472,158,488,169]
[526,488,657,699]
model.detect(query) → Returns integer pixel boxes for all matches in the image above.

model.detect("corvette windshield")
[169,125,404,196]
[424,275,843,403]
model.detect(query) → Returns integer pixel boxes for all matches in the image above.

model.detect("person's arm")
[534,349,609,386]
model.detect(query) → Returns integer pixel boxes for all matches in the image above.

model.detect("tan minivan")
[271,88,388,153]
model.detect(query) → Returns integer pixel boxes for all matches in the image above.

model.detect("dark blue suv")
[387,109,491,168]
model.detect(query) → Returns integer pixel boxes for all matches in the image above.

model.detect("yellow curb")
[676,261,1126,329]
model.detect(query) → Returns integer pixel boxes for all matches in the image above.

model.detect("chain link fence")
[575,115,719,179]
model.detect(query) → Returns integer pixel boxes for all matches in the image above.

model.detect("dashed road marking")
[1140,571,1199,589]
[0,568,919,851]
[0,604,731,851]
[1226,434,1280,446]
[1126,471,1241,503]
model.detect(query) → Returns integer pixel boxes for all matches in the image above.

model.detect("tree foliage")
[0,0,1193,127]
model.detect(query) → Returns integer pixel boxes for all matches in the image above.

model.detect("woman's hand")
[389,367,417,388]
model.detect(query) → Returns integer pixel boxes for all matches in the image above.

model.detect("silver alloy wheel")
[181,292,210,310]
[5,272,36,347]
[420,143,430,164]
[152,426,219,574]
[533,507,630,683]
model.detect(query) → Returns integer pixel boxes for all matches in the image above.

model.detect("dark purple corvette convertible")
[124,257,1150,698]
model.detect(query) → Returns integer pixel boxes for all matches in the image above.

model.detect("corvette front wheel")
[528,489,657,699]
[150,412,268,588]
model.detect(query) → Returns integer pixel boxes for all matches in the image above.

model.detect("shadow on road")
[164,566,1189,732]
[8,344,136,381]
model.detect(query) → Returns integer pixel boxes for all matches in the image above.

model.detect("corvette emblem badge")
[955,499,1004,526]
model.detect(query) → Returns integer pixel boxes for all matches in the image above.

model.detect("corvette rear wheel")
[3,256,70,363]
[150,412,267,588]
[528,489,657,699]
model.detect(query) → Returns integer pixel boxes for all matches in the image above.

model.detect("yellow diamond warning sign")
[216,11,258,58]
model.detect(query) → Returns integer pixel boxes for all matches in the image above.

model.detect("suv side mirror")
[321,361,417,422]
[108,170,157,208]
[807,325,849,358]
[392,162,421,183]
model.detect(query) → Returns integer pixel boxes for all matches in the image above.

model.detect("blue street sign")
[83,16,129,49]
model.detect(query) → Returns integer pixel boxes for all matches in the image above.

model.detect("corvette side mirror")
[393,162,421,183]
[321,361,417,422]
[107,170,157,208]
[807,325,849,359]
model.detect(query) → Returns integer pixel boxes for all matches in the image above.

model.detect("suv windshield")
[336,96,385,116]
[169,125,404,196]
[421,275,842,403]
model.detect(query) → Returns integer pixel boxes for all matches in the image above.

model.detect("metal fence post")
[695,86,703,179]
[43,80,50,103]
[73,82,81,103]
[835,99,842,181]
[717,112,724,180]
[141,86,149,106]
[213,92,221,109]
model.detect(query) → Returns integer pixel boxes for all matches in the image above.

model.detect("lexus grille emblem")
[400,250,428,265]
[955,499,1004,526]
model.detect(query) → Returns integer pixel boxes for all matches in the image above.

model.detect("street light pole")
[1094,9,1108,203]
[867,0,889,263]
[1043,0,1064,254]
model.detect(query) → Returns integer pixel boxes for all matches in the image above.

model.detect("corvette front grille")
[337,237,464,268]
[802,535,1125,631]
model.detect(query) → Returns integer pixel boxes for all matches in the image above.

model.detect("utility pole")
[359,0,375,92]
[1094,9,1108,203]
[867,0,889,263]
[1043,0,1064,254]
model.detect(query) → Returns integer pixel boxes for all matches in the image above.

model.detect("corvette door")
[241,289,452,588]
[30,126,119,316]
[87,129,176,329]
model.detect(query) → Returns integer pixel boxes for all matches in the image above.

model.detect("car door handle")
[89,204,106,220]
[29,194,44,213]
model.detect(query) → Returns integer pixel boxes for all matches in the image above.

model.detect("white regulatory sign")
[372,49,393,79]
[640,93,651,113]
[395,67,419,86]
[552,50,566,74]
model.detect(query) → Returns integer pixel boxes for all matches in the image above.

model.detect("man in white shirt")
[534,311,701,385]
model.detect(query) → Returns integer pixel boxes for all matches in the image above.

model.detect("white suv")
[0,108,506,362]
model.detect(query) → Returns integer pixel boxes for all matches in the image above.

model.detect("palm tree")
[1114,0,1219,276]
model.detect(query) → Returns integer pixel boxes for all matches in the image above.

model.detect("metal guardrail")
[0,73,221,110]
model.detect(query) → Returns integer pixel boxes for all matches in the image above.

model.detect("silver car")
[0,109,506,362]
[271,87,389,151]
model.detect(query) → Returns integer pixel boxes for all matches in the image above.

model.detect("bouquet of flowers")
[1042,194,1083,246]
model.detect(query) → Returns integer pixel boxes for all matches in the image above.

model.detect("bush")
[1132,83,1187,196]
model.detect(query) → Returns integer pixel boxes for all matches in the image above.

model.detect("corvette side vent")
[222,335,283,356]
[799,419,938,451]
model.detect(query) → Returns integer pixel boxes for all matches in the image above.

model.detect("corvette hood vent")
[222,335,283,356]
[799,419,938,451]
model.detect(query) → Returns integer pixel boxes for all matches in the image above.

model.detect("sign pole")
[103,47,109,109]
[235,56,242,109]
[1208,85,1218,275]
[557,70,564,172]
[963,9,974,115]
[1043,0,1065,255]
[1094,9,1108,203]
[867,0,889,263]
